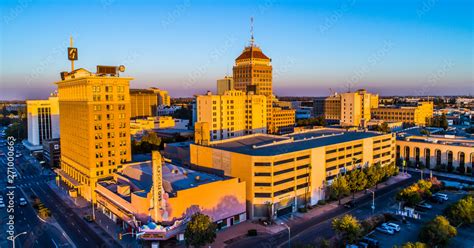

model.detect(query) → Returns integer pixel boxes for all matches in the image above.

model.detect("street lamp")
[367,189,375,214]
[12,231,27,248]
[280,222,291,248]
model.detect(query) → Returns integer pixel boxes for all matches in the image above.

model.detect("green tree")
[399,242,428,248]
[184,213,217,248]
[372,122,391,133]
[445,195,474,226]
[347,169,367,200]
[419,216,457,247]
[332,214,362,244]
[329,176,350,205]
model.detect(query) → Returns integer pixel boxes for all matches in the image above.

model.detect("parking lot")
[366,190,473,247]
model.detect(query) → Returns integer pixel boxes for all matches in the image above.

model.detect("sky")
[0,0,473,100]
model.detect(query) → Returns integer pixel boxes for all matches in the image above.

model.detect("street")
[0,137,113,248]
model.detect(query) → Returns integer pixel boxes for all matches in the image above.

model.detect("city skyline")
[1,0,473,100]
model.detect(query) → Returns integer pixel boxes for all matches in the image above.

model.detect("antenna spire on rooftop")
[250,17,255,46]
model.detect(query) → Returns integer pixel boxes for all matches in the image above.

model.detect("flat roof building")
[191,128,395,219]
[371,102,433,126]
[95,152,246,241]
[24,96,60,151]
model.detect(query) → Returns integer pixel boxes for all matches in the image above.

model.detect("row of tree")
[329,163,399,204]
[396,177,442,207]
[296,116,326,127]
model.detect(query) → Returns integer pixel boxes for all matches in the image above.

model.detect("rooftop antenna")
[250,17,255,46]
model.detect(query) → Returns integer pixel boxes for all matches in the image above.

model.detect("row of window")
[254,182,309,198]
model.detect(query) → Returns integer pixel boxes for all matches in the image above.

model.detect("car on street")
[433,193,448,201]
[430,195,444,203]
[376,226,394,235]
[0,202,5,208]
[344,200,355,208]
[416,202,433,210]
[19,197,27,206]
[361,237,380,248]
[83,215,94,222]
[384,223,400,232]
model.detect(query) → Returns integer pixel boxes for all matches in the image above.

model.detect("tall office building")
[196,90,267,140]
[339,89,378,127]
[217,76,234,95]
[130,88,171,119]
[232,31,295,134]
[313,94,342,124]
[24,96,60,151]
[55,67,132,202]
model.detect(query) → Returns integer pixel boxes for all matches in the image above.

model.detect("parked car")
[357,241,369,248]
[0,203,5,208]
[361,237,380,248]
[344,200,355,208]
[385,223,400,232]
[430,195,444,203]
[433,193,448,201]
[19,198,27,206]
[376,226,394,235]
[416,202,433,210]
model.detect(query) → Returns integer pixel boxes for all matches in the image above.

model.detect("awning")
[55,169,82,187]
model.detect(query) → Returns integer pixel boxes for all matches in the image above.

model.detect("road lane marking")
[52,238,59,248]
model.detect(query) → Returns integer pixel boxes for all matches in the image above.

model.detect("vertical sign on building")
[151,151,168,221]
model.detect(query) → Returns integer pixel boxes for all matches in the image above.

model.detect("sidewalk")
[405,167,474,183]
[214,173,411,247]
[47,181,139,248]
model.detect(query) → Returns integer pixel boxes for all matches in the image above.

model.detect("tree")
[184,213,217,248]
[372,122,391,133]
[347,169,367,200]
[419,216,457,247]
[364,166,379,189]
[329,176,350,205]
[400,242,427,248]
[373,164,385,188]
[445,195,474,226]
[332,214,362,244]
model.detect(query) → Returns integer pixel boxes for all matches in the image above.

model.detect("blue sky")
[0,0,472,100]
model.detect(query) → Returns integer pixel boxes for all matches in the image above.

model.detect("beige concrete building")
[55,68,132,202]
[130,88,171,119]
[396,128,473,171]
[217,76,234,95]
[190,128,395,219]
[313,94,341,123]
[24,96,60,150]
[196,90,267,140]
[340,89,378,127]
[371,102,433,126]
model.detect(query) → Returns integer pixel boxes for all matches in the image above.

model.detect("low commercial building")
[190,128,395,219]
[130,117,190,135]
[24,96,60,151]
[396,128,474,171]
[217,76,234,95]
[130,88,171,119]
[271,107,295,134]
[95,152,246,242]
[42,138,60,168]
[371,102,433,126]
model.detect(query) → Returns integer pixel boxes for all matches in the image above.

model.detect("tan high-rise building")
[196,90,267,140]
[217,76,234,95]
[340,89,378,127]
[232,39,295,134]
[314,94,342,123]
[55,68,132,202]
[130,88,170,119]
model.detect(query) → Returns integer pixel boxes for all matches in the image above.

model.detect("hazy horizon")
[1,0,473,100]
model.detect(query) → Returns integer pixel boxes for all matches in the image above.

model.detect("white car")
[376,226,394,235]
[385,223,401,232]
[0,203,5,208]
[19,198,27,206]
[433,193,449,201]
